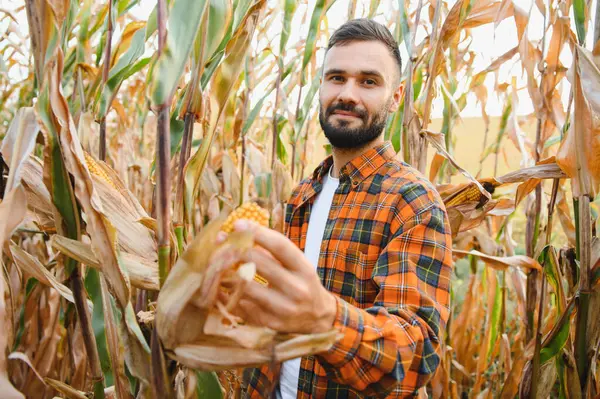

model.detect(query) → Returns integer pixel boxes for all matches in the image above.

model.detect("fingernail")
[234,219,250,231]
[215,231,227,243]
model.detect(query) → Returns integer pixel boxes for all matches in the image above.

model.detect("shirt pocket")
[345,245,380,307]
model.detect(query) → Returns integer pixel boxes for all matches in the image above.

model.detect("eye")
[329,75,345,82]
[363,78,377,86]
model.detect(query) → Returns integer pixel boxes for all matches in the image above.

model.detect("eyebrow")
[324,68,386,81]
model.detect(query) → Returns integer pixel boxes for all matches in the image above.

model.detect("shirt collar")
[310,141,396,187]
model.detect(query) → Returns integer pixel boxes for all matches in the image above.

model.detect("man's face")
[319,40,403,150]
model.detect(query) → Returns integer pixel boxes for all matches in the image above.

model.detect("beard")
[319,100,390,150]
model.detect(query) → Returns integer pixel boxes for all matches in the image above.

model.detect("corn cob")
[84,151,117,190]
[222,201,269,286]
[444,178,498,208]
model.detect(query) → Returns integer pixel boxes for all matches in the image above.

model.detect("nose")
[336,80,359,104]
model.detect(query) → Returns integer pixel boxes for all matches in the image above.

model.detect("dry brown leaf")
[555,187,576,246]
[499,340,535,398]
[577,45,600,115]
[556,46,600,197]
[514,178,541,207]
[421,130,491,201]
[454,227,503,256]
[92,175,157,262]
[7,352,45,386]
[495,161,567,184]
[46,50,130,309]
[9,243,93,310]
[44,378,88,399]
[222,152,241,206]
[99,276,132,399]
[453,249,542,271]
[428,152,445,183]
[51,235,159,291]
[0,107,40,192]
[0,185,26,399]
[272,159,293,205]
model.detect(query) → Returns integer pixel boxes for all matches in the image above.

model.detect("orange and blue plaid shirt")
[242,141,453,398]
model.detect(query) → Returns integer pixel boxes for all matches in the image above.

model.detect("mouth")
[331,110,361,119]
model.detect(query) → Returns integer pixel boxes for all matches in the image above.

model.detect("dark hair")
[327,18,402,78]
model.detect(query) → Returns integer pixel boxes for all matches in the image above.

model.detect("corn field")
[0,0,600,397]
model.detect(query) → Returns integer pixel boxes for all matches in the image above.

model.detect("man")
[233,19,453,398]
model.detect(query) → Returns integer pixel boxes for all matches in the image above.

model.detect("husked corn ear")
[222,202,270,286]
[221,201,269,233]
[84,151,117,190]
[445,184,483,207]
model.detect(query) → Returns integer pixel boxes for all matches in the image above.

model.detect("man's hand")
[220,219,337,335]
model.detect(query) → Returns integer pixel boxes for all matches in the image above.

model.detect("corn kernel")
[84,151,117,190]
[221,202,270,286]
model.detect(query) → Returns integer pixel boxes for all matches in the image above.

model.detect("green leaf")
[397,0,411,54]
[195,0,233,67]
[85,268,113,386]
[232,0,253,33]
[36,90,80,276]
[254,172,272,199]
[195,371,223,399]
[279,0,297,55]
[150,0,208,106]
[242,93,269,134]
[539,245,566,316]
[573,0,586,45]
[387,105,404,153]
[170,115,185,156]
[487,271,502,361]
[276,115,288,163]
[96,27,147,119]
[293,73,320,140]
[117,0,140,16]
[185,0,265,224]
[13,278,39,350]
[301,0,334,84]
[413,66,424,101]
[540,298,576,365]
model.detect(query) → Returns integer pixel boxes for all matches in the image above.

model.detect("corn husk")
[155,216,339,370]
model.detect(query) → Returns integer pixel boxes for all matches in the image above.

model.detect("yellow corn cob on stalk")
[444,178,498,208]
[222,201,270,286]
[83,151,117,190]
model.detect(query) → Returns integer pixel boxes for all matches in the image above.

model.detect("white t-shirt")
[277,166,340,399]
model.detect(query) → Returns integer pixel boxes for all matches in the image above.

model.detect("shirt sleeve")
[316,204,453,396]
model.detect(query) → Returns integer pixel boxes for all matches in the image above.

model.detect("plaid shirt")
[242,141,453,398]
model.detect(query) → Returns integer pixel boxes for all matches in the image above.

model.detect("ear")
[388,81,404,113]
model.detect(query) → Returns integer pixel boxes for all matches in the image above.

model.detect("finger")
[241,247,294,292]
[234,219,308,273]
[215,231,227,244]
[241,280,294,324]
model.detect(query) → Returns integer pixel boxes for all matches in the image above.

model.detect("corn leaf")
[184,0,265,224]
[279,0,297,56]
[540,297,577,365]
[487,270,502,361]
[0,107,40,192]
[556,46,600,197]
[573,0,586,45]
[539,245,567,315]
[301,0,332,84]
[0,185,27,399]
[8,243,92,310]
[195,371,224,399]
[149,0,208,106]
[44,378,87,399]
[96,24,147,119]
[454,249,542,271]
